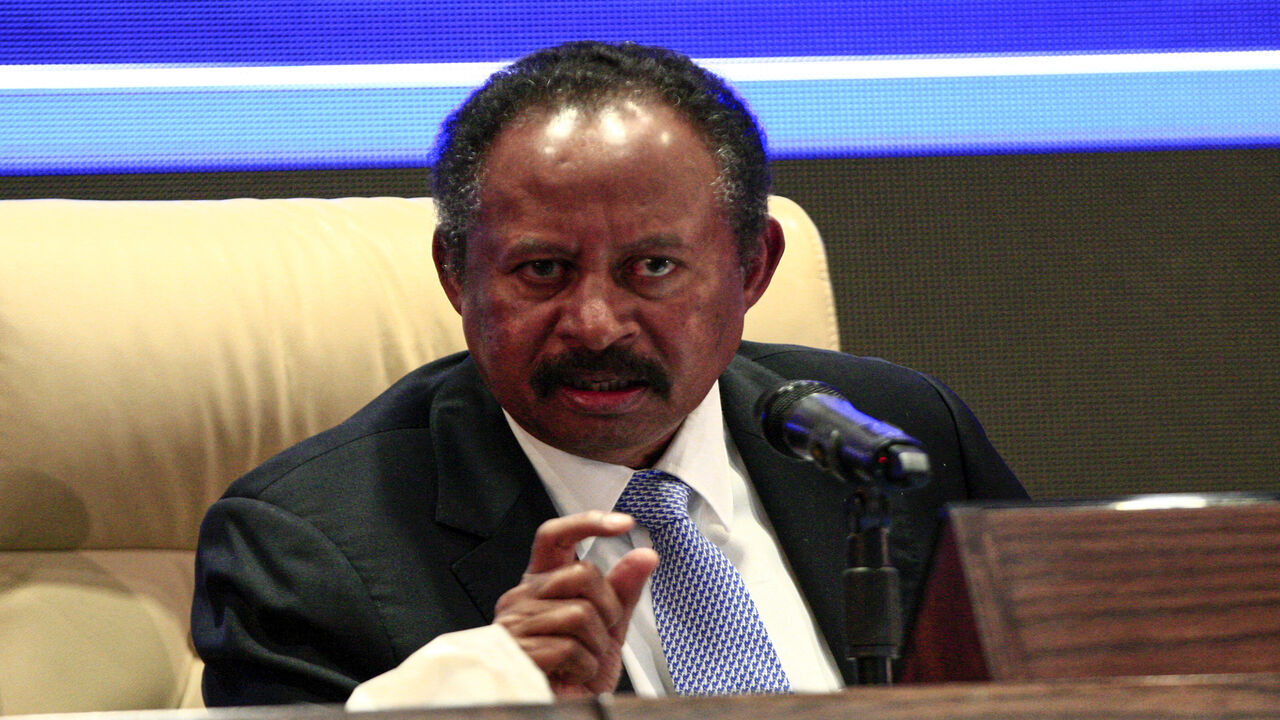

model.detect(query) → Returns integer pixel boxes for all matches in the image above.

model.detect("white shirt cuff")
[345,624,554,710]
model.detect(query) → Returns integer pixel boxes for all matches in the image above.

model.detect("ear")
[432,228,465,314]
[741,216,785,311]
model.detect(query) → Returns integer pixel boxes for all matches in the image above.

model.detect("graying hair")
[430,41,769,275]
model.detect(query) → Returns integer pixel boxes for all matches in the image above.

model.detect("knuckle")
[549,645,598,682]
[538,561,598,597]
[533,518,561,542]
[496,584,534,611]
[558,598,595,626]
[493,609,529,636]
[561,561,593,581]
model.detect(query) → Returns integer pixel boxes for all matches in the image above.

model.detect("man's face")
[436,99,780,468]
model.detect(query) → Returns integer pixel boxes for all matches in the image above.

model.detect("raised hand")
[493,511,658,696]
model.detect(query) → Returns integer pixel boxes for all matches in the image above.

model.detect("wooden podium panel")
[900,494,1280,682]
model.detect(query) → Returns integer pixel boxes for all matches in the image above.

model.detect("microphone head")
[755,378,932,490]
[755,379,845,459]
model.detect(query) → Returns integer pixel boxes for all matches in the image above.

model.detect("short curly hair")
[431,41,770,273]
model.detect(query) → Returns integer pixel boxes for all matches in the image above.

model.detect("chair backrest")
[0,195,838,714]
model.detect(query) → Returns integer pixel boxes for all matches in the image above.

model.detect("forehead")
[477,100,720,204]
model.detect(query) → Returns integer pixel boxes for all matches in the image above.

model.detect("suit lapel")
[427,358,559,622]
[720,355,859,685]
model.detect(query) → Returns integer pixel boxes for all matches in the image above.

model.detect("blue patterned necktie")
[614,469,791,695]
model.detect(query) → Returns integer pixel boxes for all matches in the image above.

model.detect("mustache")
[530,347,672,400]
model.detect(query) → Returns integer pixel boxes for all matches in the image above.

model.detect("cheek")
[653,290,745,367]
[459,285,507,350]
[461,289,547,366]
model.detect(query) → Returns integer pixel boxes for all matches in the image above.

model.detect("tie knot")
[615,469,692,529]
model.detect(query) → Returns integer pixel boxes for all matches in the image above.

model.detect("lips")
[558,380,649,414]
[554,372,651,414]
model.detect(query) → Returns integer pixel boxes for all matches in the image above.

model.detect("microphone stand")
[844,485,902,685]
[752,378,930,686]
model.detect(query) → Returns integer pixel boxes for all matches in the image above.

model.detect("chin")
[550,426,671,467]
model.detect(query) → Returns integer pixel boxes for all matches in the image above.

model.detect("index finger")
[526,511,635,574]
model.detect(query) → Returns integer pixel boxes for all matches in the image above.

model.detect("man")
[192,41,1026,705]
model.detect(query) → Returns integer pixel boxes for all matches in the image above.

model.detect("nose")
[555,275,638,351]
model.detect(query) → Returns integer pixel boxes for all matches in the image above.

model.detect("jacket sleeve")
[917,371,1028,501]
[192,496,398,706]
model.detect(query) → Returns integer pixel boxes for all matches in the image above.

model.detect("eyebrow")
[507,237,570,256]
[505,234,687,258]
[622,234,686,254]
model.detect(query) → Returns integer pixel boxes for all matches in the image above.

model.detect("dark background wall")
[3,147,1277,500]
[772,150,1280,500]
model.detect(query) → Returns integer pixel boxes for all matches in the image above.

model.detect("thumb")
[604,548,659,641]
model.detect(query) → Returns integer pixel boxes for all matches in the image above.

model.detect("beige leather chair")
[0,196,838,715]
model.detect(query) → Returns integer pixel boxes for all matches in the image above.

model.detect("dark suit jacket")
[192,341,1026,705]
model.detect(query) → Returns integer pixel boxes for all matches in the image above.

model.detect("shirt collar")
[505,380,737,549]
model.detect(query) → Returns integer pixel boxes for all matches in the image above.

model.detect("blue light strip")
[4,0,1278,64]
[2,53,1278,175]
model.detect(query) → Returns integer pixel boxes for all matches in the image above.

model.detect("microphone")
[755,379,931,490]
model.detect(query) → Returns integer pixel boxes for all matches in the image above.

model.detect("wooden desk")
[20,675,1280,720]
[607,674,1280,720]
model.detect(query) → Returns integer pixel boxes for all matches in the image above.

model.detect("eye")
[517,259,567,282]
[633,257,676,278]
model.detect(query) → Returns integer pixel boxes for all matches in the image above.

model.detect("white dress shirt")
[508,381,843,696]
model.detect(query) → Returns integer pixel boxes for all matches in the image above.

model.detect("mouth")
[531,347,671,405]
[557,379,649,414]
[558,374,650,412]
[562,376,647,393]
